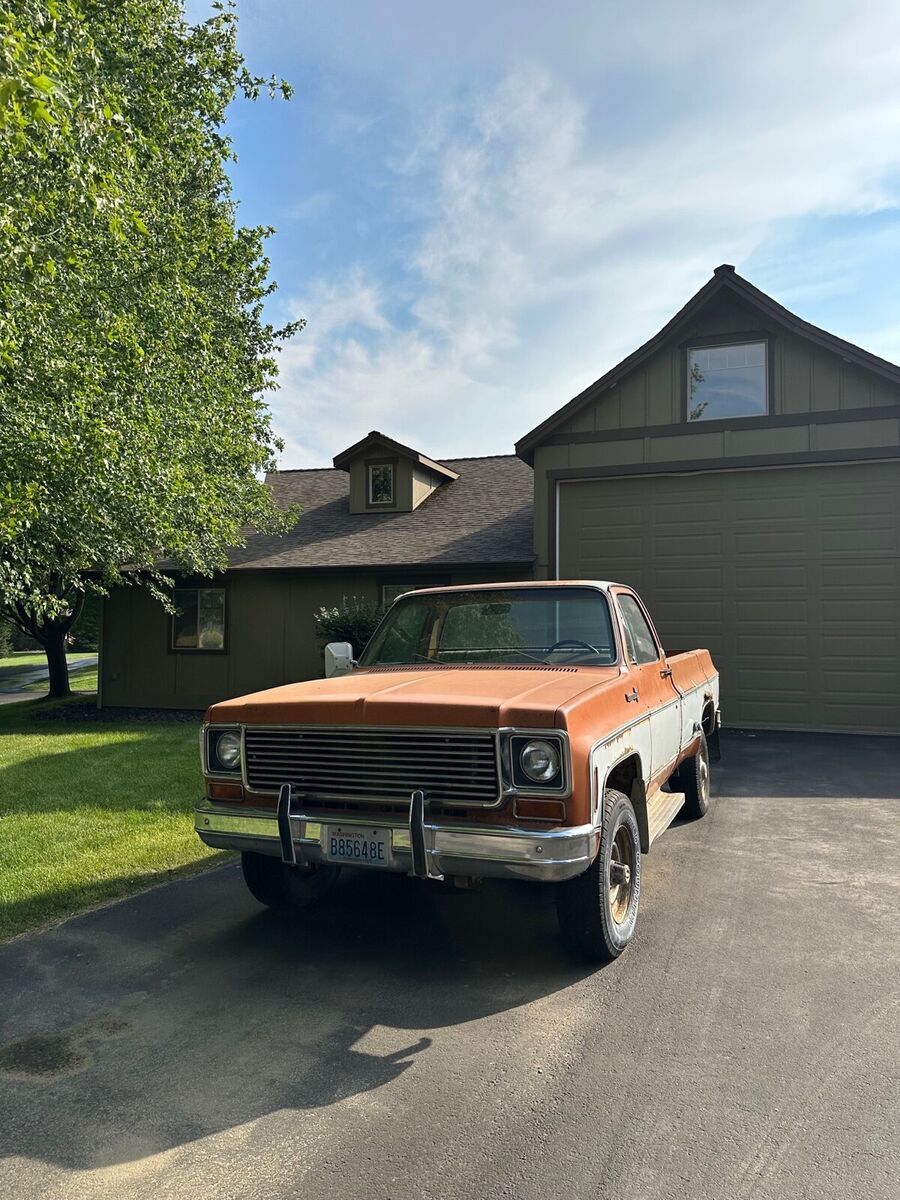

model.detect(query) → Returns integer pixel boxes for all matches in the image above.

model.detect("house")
[517,265,900,734]
[99,265,900,733]
[98,433,534,709]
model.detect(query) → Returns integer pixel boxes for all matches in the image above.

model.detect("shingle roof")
[225,454,534,571]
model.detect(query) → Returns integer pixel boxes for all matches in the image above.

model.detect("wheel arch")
[602,752,650,854]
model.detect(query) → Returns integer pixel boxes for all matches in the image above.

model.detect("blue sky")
[191,0,900,467]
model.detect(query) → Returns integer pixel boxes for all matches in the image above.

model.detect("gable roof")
[224,454,533,571]
[332,430,460,481]
[515,264,900,463]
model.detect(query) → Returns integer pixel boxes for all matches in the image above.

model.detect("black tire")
[673,731,711,820]
[241,852,341,910]
[556,789,641,962]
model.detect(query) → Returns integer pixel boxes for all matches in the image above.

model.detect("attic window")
[368,462,394,505]
[687,341,767,421]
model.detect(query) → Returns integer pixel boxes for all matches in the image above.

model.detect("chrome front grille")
[243,726,501,806]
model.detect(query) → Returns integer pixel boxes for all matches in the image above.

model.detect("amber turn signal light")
[208,781,244,802]
[513,797,566,822]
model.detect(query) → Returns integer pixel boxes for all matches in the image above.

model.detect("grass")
[0,697,225,940]
[0,652,50,670]
[22,665,98,694]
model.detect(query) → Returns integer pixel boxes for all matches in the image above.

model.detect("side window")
[617,594,659,665]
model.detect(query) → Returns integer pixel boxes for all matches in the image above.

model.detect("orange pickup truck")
[196,581,720,960]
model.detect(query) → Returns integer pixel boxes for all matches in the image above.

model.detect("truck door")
[614,590,683,786]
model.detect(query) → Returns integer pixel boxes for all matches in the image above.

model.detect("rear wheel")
[673,732,711,819]
[556,789,641,961]
[241,852,341,910]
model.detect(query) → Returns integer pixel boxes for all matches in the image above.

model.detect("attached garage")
[556,463,900,732]
[518,265,900,734]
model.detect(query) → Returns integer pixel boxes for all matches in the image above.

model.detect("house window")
[382,583,424,606]
[687,341,767,421]
[171,588,226,651]
[368,463,394,505]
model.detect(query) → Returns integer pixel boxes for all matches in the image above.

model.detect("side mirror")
[324,641,355,678]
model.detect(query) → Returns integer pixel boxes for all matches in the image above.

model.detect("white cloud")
[262,0,900,467]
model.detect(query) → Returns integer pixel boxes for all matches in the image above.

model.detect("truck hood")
[206,664,625,730]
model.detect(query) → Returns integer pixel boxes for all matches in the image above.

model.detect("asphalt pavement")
[0,730,898,1199]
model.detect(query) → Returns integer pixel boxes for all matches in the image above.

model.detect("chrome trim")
[195,802,597,884]
[500,729,571,798]
[201,723,244,782]
[239,722,504,807]
[203,722,575,810]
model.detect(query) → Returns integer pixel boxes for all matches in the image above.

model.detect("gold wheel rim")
[608,825,635,925]
[699,744,710,803]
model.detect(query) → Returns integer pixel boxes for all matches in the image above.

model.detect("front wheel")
[241,852,341,910]
[556,789,641,962]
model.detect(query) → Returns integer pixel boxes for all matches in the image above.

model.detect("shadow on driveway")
[0,864,591,1169]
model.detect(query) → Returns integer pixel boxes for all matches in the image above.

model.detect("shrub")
[314,597,385,653]
[0,621,12,657]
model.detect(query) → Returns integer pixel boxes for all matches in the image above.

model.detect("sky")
[190,0,900,468]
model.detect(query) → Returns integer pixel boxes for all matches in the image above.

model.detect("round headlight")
[520,738,561,783]
[214,731,242,771]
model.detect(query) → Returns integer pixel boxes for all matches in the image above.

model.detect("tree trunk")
[44,627,72,698]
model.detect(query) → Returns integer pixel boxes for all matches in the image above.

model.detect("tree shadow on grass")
[0,729,201,818]
[0,862,596,1170]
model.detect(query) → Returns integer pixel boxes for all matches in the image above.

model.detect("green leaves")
[0,0,302,630]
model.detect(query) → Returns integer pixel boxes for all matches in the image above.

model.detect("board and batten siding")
[532,294,900,578]
[527,286,900,733]
[99,566,530,710]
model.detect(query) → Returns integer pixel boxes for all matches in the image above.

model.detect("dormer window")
[368,462,394,505]
[687,340,767,421]
[334,431,460,514]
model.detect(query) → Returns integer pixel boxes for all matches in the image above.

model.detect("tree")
[0,1,302,696]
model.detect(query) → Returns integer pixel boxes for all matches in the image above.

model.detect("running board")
[646,788,685,848]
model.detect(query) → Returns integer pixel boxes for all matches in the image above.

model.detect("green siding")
[100,566,531,710]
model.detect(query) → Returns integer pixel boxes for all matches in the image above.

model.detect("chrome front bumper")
[195,797,597,884]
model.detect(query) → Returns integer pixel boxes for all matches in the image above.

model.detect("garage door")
[557,462,900,733]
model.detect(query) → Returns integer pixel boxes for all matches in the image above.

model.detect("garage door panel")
[652,532,724,556]
[558,462,900,732]
[733,495,807,521]
[737,635,810,656]
[821,562,898,588]
[736,600,809,624]
[735,530,810,555]
[822,528,897,555]
[654,567,723,590]
[735,565,809,589]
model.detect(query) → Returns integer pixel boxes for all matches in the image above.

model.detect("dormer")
[333,431,460,514]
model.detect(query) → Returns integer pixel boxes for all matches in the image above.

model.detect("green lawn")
[23,664,98,693]
[0,652,49,670]
[0,698,225,940]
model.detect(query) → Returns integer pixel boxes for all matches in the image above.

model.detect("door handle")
[660,667,673,678]
[625,688,639,703]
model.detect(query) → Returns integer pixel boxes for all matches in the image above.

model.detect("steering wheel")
[547,638,601,655]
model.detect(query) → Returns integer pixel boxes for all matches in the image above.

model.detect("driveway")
[0,731,898,1199]
[0,655,97,703]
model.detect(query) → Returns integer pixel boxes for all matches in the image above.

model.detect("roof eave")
[515,265,900,463]
[332,430,459,481]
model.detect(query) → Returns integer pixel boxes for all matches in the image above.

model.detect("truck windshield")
[359,587,618,667]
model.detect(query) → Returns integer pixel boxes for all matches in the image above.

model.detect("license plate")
[324,825,392,867]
